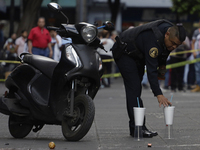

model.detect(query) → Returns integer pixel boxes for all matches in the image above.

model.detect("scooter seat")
[22,54,58,79]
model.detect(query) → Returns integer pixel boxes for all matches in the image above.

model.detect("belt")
[33,47,47,49]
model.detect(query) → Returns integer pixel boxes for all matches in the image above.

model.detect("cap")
[176,23,186,42]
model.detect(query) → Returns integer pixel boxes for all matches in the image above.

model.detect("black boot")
[130,127,153,138]
[142,126,158,136]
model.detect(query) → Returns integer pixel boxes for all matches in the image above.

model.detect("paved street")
[0,78,200,150]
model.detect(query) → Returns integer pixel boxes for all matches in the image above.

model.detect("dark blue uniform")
[112,20,173,135]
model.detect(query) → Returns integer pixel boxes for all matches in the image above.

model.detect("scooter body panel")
[4,64,59,124]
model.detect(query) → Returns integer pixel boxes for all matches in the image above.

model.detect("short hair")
[111,30,118,36]
[38,17,45,22]
[101,30,109,38]
[168,24,186,42]
[21,30,26,34]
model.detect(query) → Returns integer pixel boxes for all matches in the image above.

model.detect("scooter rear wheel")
[62,94,95,141]
[8,115,33,138]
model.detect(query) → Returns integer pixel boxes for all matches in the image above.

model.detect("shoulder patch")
[149,47,158,58]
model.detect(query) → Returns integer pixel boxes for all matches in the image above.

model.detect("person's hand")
[193,52,197,58]
[159,65,166,70]
[102,41,107,45]
[28,49,32,54]
[158,65,166,80]
[49,50,53,58]
[157,95,172,107]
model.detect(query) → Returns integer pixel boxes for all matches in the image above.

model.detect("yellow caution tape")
[102,59,114,62]
[102,73,121,78]
[0,49,198,64]
[101,49,200,62]
[166,57,200,69]
[170,49,200,56]
[101,57,200,78]
[0,60,21,64]
[1,50,200,81]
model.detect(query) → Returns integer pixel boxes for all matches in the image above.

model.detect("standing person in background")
[3,33,17,50]
[11,33,17,44]
[0,21,5,50]
[187,54,196,90]
[15,30,28,57]
[28,17,53,58]
[98,30,114,87]
[3,33,17,60]
[49,30,62,61]
[4,37,17,72]
[111,30,118,43]
[4,38,16,60]
[191,23,200,92]
[182,35,195,90]
[163,56,171,90]
[111,30,120,75]
[170,36,190,92]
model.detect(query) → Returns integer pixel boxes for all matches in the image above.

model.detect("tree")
[171,0,200,22]
[108,0,120,25]
[16,0,43,36]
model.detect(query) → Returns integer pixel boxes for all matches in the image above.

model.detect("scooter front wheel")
[8,115,33,138]
[62,94,95,141]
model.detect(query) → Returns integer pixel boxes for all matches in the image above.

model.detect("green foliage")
[171,0,200,16]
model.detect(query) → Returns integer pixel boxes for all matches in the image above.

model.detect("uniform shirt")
[15,36,26,56]
[134,22,172,96]
[28,26,51,48]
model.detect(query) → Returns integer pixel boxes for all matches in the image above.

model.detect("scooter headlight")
[65,45,82,68]
[81,26,97,43]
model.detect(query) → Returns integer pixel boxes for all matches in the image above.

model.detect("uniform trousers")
[114,53,146,134]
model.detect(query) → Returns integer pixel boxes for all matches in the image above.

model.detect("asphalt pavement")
[0,78,200,150]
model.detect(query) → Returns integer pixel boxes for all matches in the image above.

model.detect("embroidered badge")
[149,47,158,58]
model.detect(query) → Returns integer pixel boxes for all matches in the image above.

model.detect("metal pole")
[168,125,170,139]
[20,0,23,19]
[80,0,83,22]
[9,0,15,37]
[70,80,75,116]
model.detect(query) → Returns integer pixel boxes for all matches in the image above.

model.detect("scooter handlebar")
[98,43,107,53]
[46,26,66,36]
[46,26,60,30]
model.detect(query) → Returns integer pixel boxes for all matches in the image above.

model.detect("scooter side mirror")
[103,21,115,31]
[47,2,69,24]
[47,2,62,13]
